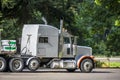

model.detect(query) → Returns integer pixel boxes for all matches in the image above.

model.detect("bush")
[96,60,106,68]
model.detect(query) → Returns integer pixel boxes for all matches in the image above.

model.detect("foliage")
[96,60,105,68]
[106,27,120,56]
[1,19,21,39]
[74,0,120,56]
[0,0,120,56]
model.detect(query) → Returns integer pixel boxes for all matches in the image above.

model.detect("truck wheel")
[28,58,40,71]
[0,57,7,72]
[80,59,93,73]
[66,69,76,72]
[9,58,24,72]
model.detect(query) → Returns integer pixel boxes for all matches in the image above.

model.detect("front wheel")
[0,57,7,72]
[80,59,93,73]
[9,58,24,72]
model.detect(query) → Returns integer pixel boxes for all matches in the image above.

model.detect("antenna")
[42,17,47,25]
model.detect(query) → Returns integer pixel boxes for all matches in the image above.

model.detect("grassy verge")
[96,61,120,68]
[109,62,120,68]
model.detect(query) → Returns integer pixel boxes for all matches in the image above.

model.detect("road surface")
[0,69,120,80]
[95,57,120,62]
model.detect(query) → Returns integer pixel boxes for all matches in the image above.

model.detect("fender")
[26,57,38,66]
[75,55,94,68]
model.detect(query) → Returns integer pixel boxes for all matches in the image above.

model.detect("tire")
[0,57,7,72]
[28,58,40,71]
[80,59,93,73]
[66,69,76,72]
[9,58,24,72]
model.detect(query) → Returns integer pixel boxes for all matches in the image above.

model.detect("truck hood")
[76,45,92,56]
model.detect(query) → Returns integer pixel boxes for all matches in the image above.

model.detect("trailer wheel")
[0,57,7,72]
[66,69,76,72]
[9,58,24,72]
[28,58,40,71]
[80,59,93,73]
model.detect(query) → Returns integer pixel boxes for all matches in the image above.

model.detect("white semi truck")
[0,20,95,72]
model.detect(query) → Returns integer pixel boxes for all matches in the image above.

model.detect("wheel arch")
[26,57,40,66]
[76,55,95,68]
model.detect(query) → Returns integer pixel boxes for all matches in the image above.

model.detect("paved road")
[95,57,120,62]
[0,69,120,80]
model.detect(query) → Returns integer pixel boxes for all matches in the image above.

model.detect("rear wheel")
[80,59,93,73]
[0,57,6,72]
[28,58,40,71]
[9,58,24,72]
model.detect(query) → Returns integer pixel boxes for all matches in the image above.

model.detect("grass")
[109,62,120,68]
[96,61,120,68]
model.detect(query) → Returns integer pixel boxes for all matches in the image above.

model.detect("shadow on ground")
[14,69,112,73]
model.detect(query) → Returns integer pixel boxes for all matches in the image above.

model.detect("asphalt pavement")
[0,69,120,80]
[95,57,120,62]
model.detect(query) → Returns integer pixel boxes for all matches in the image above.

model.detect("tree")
[0,0,80,38]
[74,0,120,56]
[94,0,120,56]
[0,0,120,56]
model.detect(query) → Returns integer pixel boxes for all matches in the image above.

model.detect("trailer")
[0,20,95,72]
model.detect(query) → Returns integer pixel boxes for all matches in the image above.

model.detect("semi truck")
[0,20,95,72]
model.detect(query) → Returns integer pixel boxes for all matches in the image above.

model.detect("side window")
[64,37,70,44]
[39,37,48,43]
